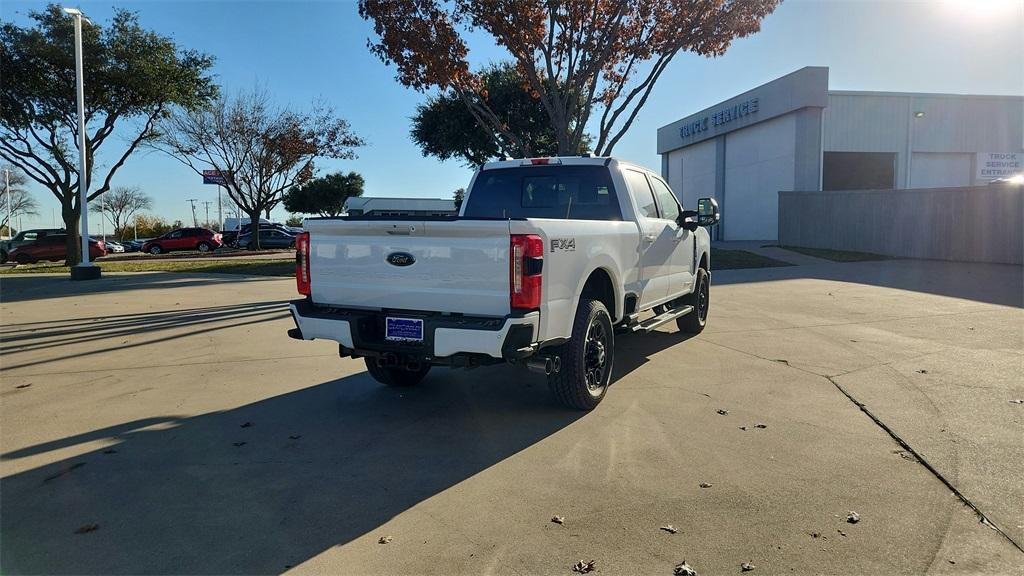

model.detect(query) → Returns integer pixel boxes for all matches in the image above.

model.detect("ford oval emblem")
[386,252,415,267]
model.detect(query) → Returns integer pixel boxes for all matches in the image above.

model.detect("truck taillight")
[296,232,311,296]
[510,234,543,311]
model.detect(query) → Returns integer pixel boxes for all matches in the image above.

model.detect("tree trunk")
[247,210,262,250]
[62,203,82,266]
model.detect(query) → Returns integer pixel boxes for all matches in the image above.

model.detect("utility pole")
[187,198,199,227]
[201,201,213,228]
[64,7,98,280]
[3,168,10,239]
[217,186,222,232]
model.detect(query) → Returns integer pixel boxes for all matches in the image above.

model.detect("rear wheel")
[196,241,212,253]
[15,253,33,265]
[148,245,163,255]
[547,299,614,410]
[677,267,710,334]
[364,357,431,387]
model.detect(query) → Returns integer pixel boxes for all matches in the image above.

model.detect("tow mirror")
[697,197,720,227]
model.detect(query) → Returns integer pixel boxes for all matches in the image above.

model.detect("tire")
[547,299,614,410]
[364,357,430,387]
[15,253,33,265]
[677,267,710,334]
[196,241,212,253]
[148,245,163,255]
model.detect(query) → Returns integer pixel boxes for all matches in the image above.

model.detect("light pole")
[64,7,99,280]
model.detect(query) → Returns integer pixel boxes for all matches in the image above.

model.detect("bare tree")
[1,165,40,234]
[152,89,363,248]
[90,186,152,240]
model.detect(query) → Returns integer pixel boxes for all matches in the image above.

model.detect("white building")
[343,197,458,217]
[657,67,1024,240]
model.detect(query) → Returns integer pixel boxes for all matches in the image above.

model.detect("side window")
[170,231,183,238]
[649,177,680,222]
[624,170,658,219]
[23,232,38,241]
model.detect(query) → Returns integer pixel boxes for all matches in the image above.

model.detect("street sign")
[203,169,228,185]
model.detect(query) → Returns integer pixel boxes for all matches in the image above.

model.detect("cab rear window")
[463,166,622,220]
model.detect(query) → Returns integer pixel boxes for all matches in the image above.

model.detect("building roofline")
[829,90,1024,101]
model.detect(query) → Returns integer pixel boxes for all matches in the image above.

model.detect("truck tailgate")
[306,219,512,317]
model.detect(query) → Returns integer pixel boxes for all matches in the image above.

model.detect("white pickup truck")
[288,156,720,410]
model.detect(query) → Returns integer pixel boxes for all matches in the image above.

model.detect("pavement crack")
[824,374,1024,555]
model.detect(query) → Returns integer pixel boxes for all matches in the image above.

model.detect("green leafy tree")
[453,188,465,211]
[0,5,217,264]
[285,215,305,228]
[283,171,365,217]
[411,63,589,166]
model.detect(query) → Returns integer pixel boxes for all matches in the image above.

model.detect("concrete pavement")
[1,260,1021,575]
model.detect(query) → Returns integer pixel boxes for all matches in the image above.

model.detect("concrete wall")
[778,185,1023,265]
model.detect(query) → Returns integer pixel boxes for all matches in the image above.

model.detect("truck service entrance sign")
[976,152,1021,180]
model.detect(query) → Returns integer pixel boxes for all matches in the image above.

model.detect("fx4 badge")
[550,238,576,253]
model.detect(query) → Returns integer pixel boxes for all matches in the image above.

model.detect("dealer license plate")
[385,317,424,342]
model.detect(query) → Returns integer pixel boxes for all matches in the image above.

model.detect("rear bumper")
[288,299,539,361]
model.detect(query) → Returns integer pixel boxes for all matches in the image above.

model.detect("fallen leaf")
[378,535,392,544]
[551,515,565,525]
[754,423,767,429]
[232,442,246,447]
[289,435,302,440]
[739,426,748,431]
[1009,399,1024,404]
[572,559,596,574]
[699,482,712,488]
[74,524,99,534]
[947,560,956,565]
[673,560,697,576]
[15,384,31,389]
[240,422,253,428]
[741,562,755,572]
[773,359,789,365]
[716,409,729,415]
[915,369,928,374]
[837,530,847,537]
[846,511,860,524]
[660,525,678,534]
[809,531,821,539]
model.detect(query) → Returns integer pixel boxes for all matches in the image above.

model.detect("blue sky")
[3,0,1022,232]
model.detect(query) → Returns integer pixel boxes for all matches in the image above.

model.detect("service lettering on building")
[976,152,1022,180]
[680,98,759,139]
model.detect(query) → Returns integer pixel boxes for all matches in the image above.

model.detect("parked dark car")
[223,222,294,247]
[120,240,143,252]
[142,228,222,255]
[1,228,66,263]
[8,234,106,264]
[236,229,296,249]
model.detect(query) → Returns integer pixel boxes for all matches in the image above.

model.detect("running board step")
[631,305,694,333]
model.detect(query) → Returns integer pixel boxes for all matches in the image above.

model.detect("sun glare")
[938,0,1023,22]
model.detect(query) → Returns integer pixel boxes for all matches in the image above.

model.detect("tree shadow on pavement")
[0,274,283,304]
[0,301,290,372]
[0,366,585,575]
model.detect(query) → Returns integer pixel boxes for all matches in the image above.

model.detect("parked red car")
[8,234,106,264]
[142,228,222,254]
